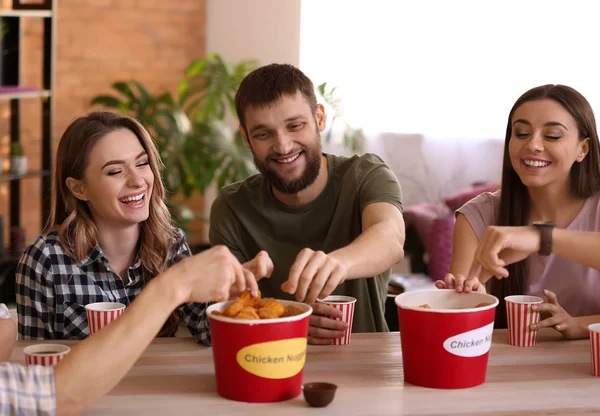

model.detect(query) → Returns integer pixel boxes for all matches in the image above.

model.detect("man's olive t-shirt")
[209,152,403,332]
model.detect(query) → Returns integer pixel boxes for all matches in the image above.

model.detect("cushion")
[403,202,452,254]
[443,182,498,211]
[427,215,456,281]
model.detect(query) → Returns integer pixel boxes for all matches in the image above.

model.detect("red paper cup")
[85,302,126,335]
[588,323,600,376]
[317,295,356,345]
[396,289,499,389]
[505,295,543,347]
[207,300,312,403]
[24,343,71,367]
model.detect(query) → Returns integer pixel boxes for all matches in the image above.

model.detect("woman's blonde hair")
[47,111,180,335]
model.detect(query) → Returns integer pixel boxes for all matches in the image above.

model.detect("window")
[300,0,600,140]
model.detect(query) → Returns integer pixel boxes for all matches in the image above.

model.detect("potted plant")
[10,142,27,175]
[317,82,365,154]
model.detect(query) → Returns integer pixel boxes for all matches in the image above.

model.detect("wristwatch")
[532,221,556,256]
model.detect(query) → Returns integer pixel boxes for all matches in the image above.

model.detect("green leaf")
[134,82,151,113]
[112,82,135,100]
[155,92,175,106]
[185,58,207,76]
[317,82,326,96]
[90,95,122,108]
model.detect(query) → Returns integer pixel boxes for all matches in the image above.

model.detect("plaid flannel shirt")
[0,363,55,416]
[16,228,212,345]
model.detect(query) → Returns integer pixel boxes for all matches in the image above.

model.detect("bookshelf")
[0,1,55,262]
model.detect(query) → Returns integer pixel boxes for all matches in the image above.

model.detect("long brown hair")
[491,85,600,327]
[47,111,180,336]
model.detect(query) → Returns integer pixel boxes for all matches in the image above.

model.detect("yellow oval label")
[236,338,307,379]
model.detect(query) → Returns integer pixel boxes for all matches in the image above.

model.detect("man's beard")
[254,135,322,194]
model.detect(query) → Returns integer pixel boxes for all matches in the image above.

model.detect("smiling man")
[209,63,405,345]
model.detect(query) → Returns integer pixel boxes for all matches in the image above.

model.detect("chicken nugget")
[238,290,262,307]
[282,304,305,317]
[474,302,493,308]
[211,310,224,317]
[418,304,431,309]
[234,306,260,320]
[258,308,280,319]
[223,300,245,317]
[255,298,285,317]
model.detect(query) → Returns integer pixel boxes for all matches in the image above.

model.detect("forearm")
[54,271,181,415]
[330,221,404,280]
[553,229,600,270]
[0,319,16,361]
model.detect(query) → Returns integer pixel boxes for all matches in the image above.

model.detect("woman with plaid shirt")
[15,112,273,344]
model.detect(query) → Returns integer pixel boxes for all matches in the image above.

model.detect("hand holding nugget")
[243,250,274,281]
[174,245,259,303]
[228,251,274,298]
[281,248,348,304]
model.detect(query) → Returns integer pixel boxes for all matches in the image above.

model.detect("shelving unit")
[0,1,55,254]
[0,88,52,99]
[0,170,50,182]
[0,9,52,18]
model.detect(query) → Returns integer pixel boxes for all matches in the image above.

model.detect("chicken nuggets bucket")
[395,289,499,389]
[207,292,313,402]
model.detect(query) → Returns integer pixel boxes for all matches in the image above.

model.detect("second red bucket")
[396,289,499,389]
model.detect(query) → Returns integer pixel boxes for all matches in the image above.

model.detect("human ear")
[66,177,88,201]
[315,104,327,132]
[577,137,590,162]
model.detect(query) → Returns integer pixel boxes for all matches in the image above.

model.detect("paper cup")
[505,295,543,347]
[85,302,126,335]
[588,323,600,376]
[317,296,356,345]
[396,289,499,389]
[207,300,312,402]
[24,344,71,367]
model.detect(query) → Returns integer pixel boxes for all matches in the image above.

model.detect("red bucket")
[395,289,498,389]
[207,300,312,402]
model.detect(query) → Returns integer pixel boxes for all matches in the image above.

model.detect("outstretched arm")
[283,202,405,304]
[54,270,181,415]
[468,227,600,283]
[329,202,405,281]
[54,245,254,415]
[0,316,16,361]
[435,213,487,293]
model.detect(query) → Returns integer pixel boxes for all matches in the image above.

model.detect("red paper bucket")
[207,300,312,402]
[395,289,498,389]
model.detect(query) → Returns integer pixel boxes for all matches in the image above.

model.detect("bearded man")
[209,63,405,345]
